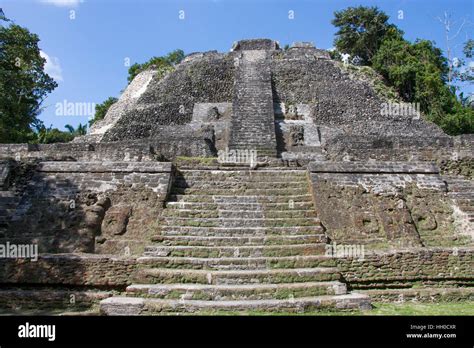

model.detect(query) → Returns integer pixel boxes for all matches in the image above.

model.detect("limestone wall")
[324,134,473,162]
[336,247,474,289]
[309,161,473,249]
[0,254,137,287]
[0,136,216,162]
[1,161,172,254]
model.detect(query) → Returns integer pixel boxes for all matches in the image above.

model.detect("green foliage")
[332,6,473,135]
[65,122,87,136]
[463,39,474,58]
[0,21,57,143]
[332,6,403,64]
[439,102,474,135]
[89,97,117,126]
[373,39,448,106]
[372,36,473,135]
[36,125,74,144]
[127,49,184,84]
[455,39,474,83]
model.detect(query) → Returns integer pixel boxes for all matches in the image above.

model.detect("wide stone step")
[174,176,307,183]
[144,243,326,258]
[150,234,327,246]
[159,217,320,228]
[100,293,371,315]
[165,201,315,210]
[451,198,473,206]
[445,179,473,190]
[448,184,474,192]
[126,281,347,300]
[178,170,307,178]
[161,209,317,219]
[0,191,17,198]
[173,180,308,190]
[137,255,337,270]
[170,187,309,196]
[159,226,325,236]
[168,194,314,203]
[457,204,474,212]
[133,267,340,285]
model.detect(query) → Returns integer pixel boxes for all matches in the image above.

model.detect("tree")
[463,39,474,58]
[88,97,117,126]
[332,6,402,64]
[333,5,472,135]
[436,12,471,86]
[372,36,472,134]
[0,20,57,143]
[455,39,474,84]
[65,123,87,136]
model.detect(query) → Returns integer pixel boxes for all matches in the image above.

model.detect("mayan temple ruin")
[0,39,472,315]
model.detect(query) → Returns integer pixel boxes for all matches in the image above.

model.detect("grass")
[191,301,474,316]
[175,156,218,166]
[366,302,474,316]
[1,301,473,316]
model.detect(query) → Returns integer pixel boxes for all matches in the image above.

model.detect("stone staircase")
[444,176,474,224]
[228,50,278,157]
[100,169,371,314]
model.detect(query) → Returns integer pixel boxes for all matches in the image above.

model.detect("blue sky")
[1,0,473,130]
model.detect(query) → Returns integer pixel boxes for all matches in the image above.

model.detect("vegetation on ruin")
[340,64,401,102]
[127,49,184,84]
[175,156,220,167]
[332,6,473,135]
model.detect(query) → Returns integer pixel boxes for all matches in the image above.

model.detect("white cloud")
[39,0,82,7]
[40,51,63,82]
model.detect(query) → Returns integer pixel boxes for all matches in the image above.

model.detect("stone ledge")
[309,161,439,174]
[231,39,279,51]
[37,161,172,173]
[0,253,138,286]
[360,287,474,303]
[336,247,474,288]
